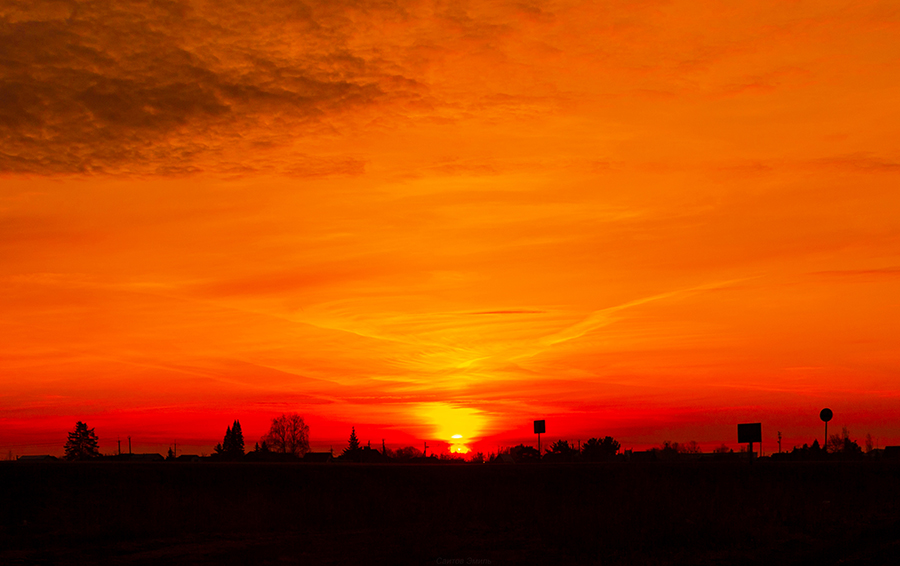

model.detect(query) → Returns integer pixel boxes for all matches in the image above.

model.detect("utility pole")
[128,436,132,454]
[423,441,429,457]
[118,438,121,456]
[382,439,386,455]
[777,431,782,454]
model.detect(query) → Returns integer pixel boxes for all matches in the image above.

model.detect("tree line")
[60,417,877,462]
[61,414,312,461]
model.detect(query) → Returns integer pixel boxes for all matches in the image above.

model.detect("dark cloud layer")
[7,0,887,177]
[0,0,427,174]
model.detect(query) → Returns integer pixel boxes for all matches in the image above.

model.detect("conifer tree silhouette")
[342,427,362,460]
[231,420,244,456]
[215,420,246,459]
[218,425,233,455]
[64,421,100,460]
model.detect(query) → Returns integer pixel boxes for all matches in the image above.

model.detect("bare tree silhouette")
[261,414,310,457]
[827,426,863,457]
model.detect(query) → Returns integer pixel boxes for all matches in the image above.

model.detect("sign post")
[820,408,833,449]
[534,420,545,457]
[738,423,762,461]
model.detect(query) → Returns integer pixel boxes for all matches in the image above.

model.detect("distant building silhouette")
[883,446,900,459]
[490,454,516,464]
[175,454,201,462]
[101,453,164,462]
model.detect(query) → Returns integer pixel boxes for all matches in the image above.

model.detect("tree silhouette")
[64,421,100,460]
[809,439,825,459]
[582,436,620,462]
[392,446,422,461]
[544,439,579,462]
[230,419,244,456]
[215,420,246,460]
[346,427,360,451]
[786,440,827,461]
[655,440,681,460]
[342,427,362,461]
[827,426,863,457]
[261,413,310,456]
[215,425,231,456]
[509,444,540,463]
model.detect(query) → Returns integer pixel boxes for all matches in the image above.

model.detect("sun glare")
[415,402,486,454]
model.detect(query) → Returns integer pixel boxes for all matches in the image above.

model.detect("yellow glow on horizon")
[415,403,486,447]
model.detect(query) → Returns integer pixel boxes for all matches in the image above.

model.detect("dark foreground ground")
[2,461,899,565]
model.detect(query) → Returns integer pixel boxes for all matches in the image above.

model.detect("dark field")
[2,461,900,565]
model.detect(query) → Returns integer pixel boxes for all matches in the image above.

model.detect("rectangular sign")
[737,423,762,444]
[534,420,545,434]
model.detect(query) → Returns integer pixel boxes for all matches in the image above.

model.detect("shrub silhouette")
[582,436,620,462]
[392,446,422,461]
[544,439,579,462]
[509,444,540,463]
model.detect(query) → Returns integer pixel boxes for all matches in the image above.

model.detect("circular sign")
[820,408,833,422]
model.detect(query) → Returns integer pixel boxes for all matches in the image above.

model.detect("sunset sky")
[2,0,900,457]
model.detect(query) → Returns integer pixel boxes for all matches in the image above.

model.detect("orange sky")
[2,0,900,457]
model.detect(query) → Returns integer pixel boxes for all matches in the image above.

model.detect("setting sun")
[412,404,486,454]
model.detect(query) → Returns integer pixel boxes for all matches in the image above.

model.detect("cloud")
[468,310,545,315]
[812,267,900,278]
[5,0,893,178]
[0,0,412,175]
[808,155,900,174]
